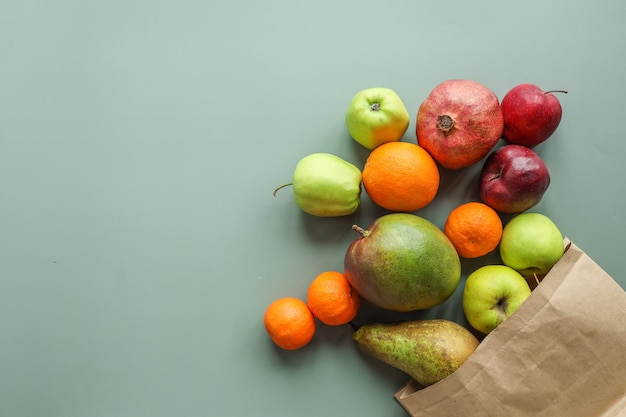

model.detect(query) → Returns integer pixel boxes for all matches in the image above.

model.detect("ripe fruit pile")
[266,80,567,389]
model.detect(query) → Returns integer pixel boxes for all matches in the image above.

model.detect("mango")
[345,213,461,311]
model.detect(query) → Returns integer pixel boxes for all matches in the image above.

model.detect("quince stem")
[272,183,293,197]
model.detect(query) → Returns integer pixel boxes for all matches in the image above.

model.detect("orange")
[307,271,360,325]
[263,297,316,350]
[444,202,503,258]
[362,141,440,212]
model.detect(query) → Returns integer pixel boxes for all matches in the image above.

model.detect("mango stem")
[352,224,370,238]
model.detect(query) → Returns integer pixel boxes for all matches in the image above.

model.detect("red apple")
[479,144,550,214]
[501,84,566,148]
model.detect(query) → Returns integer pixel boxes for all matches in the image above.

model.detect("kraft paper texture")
[394,240,626,416]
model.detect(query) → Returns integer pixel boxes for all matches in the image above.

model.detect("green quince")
[274,153,362,217]
[345,87,410,150]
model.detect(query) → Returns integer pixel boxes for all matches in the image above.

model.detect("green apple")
[463,265,532,334]
[273,153,362,217]
[345,87,410,150]
[499,212,564,277]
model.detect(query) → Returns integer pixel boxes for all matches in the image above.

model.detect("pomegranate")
[416,79,504,170]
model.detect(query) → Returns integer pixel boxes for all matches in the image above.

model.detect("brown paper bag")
[394,240,626,416]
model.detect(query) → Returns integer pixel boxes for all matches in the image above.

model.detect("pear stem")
[544,90,568,94]
[273,183,293,197]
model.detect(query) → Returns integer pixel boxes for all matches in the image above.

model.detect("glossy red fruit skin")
[416,79,504,170]
[479,144,550,214]
[501,84,563,148]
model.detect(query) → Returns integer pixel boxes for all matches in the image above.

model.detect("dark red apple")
[479,144,550,214]
[501,84,566,148]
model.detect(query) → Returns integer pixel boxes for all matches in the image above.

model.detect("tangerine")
[362,141,440,212]
[444,202,503,258]
[263,297,316,350]
[307,271,360,326]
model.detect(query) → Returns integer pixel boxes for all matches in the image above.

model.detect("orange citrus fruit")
[444,202,503,258]
[263,297,316,350]
[307,271,360,325]
[362,141,440,212]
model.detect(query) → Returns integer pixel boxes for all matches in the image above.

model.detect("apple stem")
[544,90,568,95]
[352,224,370,238]
[533,273,540,286]
[273,183,293,196]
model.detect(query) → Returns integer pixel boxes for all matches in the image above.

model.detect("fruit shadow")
[348,251,498,344]
[299,211,358,244]
[424,140,510,215]
[351,291,468,331]
[312,320,356,347]
[299,194,391,244]
[438,162,484,203]
[263,329,318,366]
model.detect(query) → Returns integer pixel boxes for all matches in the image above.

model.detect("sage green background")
[2,1,625,416]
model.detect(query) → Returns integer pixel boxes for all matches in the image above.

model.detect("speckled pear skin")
[353,319,479,386]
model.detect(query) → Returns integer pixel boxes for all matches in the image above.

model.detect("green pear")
[274,153,362,217]
[499,212,564,277]
[353,319,479,387]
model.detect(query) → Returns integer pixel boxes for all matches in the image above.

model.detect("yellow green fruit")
[274,153,362,217]
[345,87,410,150]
